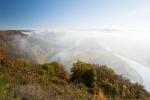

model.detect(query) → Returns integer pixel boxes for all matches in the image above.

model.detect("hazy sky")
[0,0,150,30]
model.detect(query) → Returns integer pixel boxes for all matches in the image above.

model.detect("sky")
[0,0,150,30]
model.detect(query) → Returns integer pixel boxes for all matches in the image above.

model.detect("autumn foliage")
[70,60,150,99]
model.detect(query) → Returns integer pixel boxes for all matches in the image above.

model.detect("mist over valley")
[1,30,150,91]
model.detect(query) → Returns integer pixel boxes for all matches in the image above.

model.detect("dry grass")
[13,83,94,100]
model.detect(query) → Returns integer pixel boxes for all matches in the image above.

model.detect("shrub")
[0,73,12,100]
[97,80,119,96]
[49,61,69,80]
[42,64,56,82]
[93,90,106,100]
[42,61,69,81]
[0,42,10,66]
[12,58,31,68]
[42,64,55,76]
[70,60,97,88]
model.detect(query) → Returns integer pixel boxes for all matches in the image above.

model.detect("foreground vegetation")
[0,42,150,100]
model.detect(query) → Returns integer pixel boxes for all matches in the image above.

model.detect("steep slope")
[0,43,150,100]
[0,30,143,84]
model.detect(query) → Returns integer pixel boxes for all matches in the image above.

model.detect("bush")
[49,61,69,80]
[42,64,56,82]
[97,80,119,96]
[0,73,12,100]
[70,60,97,88]
[0,42,10,66]
[42,61,69,81]
[70,61,150,99]
[12,58,31,68]
[42,64,55,76]
[93,90,106,100]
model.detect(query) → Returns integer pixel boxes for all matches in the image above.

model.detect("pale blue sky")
[0,0,150,30]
